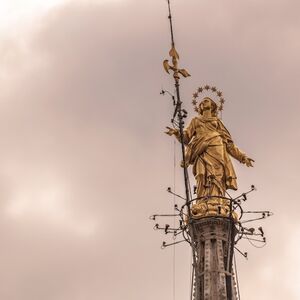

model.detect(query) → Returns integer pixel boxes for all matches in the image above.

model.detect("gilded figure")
[165,97,254,218]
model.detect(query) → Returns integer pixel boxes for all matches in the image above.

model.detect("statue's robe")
[180,116,246,198]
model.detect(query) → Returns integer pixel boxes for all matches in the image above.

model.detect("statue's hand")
[165,126,178,136]
[180,160,189,168]
[243,157,255,167]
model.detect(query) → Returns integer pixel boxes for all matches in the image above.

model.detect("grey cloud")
[0,0,299,299]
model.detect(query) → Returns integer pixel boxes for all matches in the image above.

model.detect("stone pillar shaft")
[190,217,238,300]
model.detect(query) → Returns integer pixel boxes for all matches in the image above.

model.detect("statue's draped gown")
[181,116,246,198]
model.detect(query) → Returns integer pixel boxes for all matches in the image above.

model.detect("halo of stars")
[192,85,225,114]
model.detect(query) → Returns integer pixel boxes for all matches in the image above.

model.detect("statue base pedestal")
[191,198,238,221]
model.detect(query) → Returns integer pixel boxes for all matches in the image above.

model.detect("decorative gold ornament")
[163,46,191,83]
[190,198,238,221]
[192,85,225,114]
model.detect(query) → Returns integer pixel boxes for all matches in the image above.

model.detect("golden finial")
[163,46,191,82]
[163,0,190,83]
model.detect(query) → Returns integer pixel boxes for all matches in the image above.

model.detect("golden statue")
[165,90,254,218]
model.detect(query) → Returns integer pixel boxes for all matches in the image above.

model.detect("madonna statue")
[165,95,254,217]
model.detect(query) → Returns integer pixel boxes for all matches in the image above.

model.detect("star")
[220,98,225,104]
[204,85,210,90]
[211,86,217,92]
[217,91,222,97]
[193,92,199,98]
[198,87,203,93]
[192,99,197,105]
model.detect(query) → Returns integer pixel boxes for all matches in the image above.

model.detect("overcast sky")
[0,0,299,299]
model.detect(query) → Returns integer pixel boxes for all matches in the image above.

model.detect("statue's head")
[192,85,225,115]
[198,97,218,116]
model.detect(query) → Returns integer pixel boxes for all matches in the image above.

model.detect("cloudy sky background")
[0,0,299,299]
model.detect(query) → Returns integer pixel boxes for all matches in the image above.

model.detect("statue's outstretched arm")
[165,118,196,144]
[227,142,254,167]
[218,119,254,167]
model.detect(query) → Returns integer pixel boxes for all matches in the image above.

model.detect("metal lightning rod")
[163,5,197,299]
[163,0,191,214]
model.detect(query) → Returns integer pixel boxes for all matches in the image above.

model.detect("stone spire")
[150,2,272,299]
[191,218,238,300]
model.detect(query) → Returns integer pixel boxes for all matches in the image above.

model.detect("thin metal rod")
[234,252,241,300]
[167,0,175,47]
[226,220,235,299]
[166,0,192,212]
[234,247,248,259]
[164,3,197,299]
[190,263,195,300]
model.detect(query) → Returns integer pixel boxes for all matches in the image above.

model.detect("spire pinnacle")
[163,0,190,83]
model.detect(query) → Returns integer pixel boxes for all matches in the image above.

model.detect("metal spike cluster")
[150,185,273,255]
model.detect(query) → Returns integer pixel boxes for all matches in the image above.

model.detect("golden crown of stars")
[192,85,225,114]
